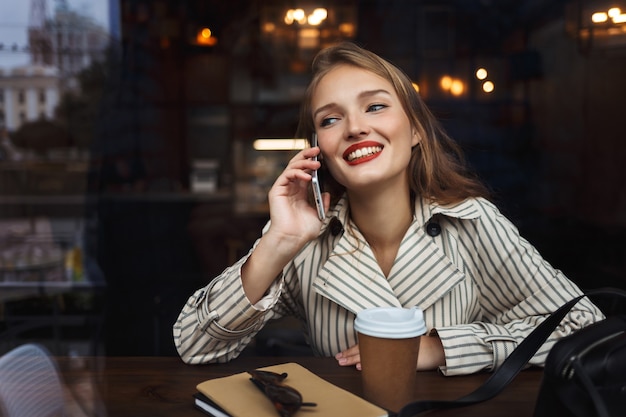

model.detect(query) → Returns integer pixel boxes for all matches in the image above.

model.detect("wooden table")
[57,356,543,417]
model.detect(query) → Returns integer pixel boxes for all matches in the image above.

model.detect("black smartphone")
[311,133,325,220]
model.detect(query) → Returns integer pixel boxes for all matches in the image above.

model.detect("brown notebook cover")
[195,362,389,417]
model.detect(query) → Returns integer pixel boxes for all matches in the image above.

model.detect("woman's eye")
[367,104,387,112]
[320,117,338,127]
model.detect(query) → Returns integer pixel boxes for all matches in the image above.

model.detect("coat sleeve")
[434,199,605,376]
[172,240,285,364]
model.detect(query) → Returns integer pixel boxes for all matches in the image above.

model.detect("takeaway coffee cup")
[354,306,427,412]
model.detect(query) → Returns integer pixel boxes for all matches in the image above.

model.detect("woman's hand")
[335,334,446,371]
[241,146,329,304]
[266,146,329,247]
[416,334,446,370]
[335,344,363,370]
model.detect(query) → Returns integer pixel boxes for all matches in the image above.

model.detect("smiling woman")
[298,44,490,207]
[308,64,418,198]
[174,41,604,379]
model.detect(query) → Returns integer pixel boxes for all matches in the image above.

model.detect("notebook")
[194,362,389,417]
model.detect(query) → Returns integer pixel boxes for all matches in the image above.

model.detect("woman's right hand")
[265,146,329,249]
[241,146,329,304]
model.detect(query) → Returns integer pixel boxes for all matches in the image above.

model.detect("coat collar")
[318,194,482,236]
[307,194,482,315]
[414,196,482,228]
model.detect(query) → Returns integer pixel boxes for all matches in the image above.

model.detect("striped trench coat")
[174,195,603,375]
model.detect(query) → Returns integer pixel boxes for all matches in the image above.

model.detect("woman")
[174,42,603,375]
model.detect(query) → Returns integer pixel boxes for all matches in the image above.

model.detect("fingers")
[335,344,361,370]
[295,145,321,161]
[272,148,321,190]
[272,167,312,188]
[288,146,321,167]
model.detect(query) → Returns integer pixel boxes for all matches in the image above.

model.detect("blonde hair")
[296,42,489,205]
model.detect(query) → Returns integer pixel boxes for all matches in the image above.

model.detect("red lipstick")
[343,141,383,165]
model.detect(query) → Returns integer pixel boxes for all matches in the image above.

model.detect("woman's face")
[311,64,419,195]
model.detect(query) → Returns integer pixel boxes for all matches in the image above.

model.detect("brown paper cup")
[354,307,426,412]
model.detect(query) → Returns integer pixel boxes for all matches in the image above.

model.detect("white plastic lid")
[354,306,427,339]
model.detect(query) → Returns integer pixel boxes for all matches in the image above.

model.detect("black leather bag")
[534,312,626,417]
[396,288,626,417]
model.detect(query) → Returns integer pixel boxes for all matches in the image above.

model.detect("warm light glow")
[608,8,621,18]
[313,8,328,20]
[475,68,488,80]
[613,13,626,23]
[309,8,328,25]
[293,9,306,24]
[263,22,276,32]
[299,28,321,49]
[285,8,327,26]
[308,14,323,25]
[253,139,308,151]
[440,75,452,90]
[195,28,217,46]
[339,23,355,36]
[440,75,465,96]
[482,81,495,93]
[450,79,464,96]
[300,28,320,37]
[592,12,608,23]
[412,82,419,93]
[285,9,295,24]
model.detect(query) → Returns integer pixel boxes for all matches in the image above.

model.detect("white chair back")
[0,344,66,417]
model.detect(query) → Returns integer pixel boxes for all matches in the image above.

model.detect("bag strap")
[395,288,626,417]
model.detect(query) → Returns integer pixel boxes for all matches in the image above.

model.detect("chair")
[0,344,66,417]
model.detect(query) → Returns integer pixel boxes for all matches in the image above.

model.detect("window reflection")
[0,0,624,360]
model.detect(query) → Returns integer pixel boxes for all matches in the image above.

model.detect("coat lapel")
[313,225,401,314]
[386,219,465,309]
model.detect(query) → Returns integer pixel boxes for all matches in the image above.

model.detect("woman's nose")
[345,114,370,139]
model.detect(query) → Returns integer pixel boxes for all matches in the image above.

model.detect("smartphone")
[311,133,325,220]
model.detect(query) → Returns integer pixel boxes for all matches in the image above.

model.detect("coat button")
[426,222,441,237]
[330,217,344,236]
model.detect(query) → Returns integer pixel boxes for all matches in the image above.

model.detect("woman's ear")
[411,129,421,147]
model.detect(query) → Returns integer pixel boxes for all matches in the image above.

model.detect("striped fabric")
[173,195,604,375]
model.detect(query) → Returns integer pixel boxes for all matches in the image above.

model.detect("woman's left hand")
[335,335,445,371]
[335,345,362,370]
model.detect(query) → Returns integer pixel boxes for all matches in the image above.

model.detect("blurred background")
[0,0,624,358]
